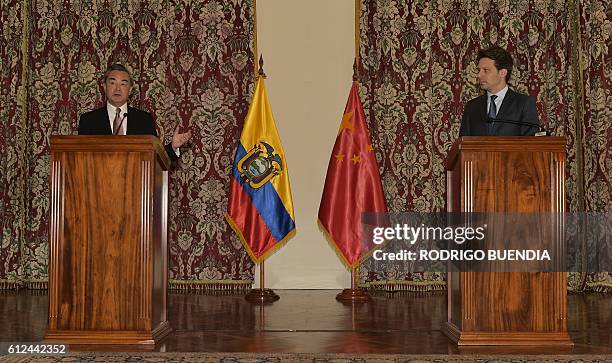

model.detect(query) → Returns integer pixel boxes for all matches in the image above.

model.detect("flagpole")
[260,259,265,290]
[245,260,280,304]
[334,60,372,304]
[226,51,295,304]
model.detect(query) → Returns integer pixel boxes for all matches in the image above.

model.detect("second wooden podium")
[45,136,172,346]
[442,137,572,346]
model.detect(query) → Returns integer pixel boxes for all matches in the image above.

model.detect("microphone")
[486,117,548,136]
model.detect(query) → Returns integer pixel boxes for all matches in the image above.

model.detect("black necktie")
[488,95,498,135]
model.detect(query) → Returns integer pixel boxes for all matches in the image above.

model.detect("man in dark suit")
[79,63,191,160]
[459,46,540,136]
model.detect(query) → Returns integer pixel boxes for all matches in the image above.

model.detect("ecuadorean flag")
[226,75,296,263]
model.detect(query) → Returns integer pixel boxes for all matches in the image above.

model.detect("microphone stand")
[487,117,548,136]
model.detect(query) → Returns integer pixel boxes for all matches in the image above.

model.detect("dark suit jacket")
[459,88,540,136]
[78,106,177,160]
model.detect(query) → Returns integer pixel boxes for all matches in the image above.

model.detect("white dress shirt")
[486,85,509,116]
[105,102,180,156]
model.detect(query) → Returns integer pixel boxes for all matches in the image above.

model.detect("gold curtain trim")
[364,280,447,293]
[169,280,253,292]
[0,280,23,290]
[0,279,48,290]
[0,279,256,292]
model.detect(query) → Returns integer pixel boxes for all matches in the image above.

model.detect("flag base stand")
[336,266,370,303]
[246,260,279,304]
[336,288,371,303]
[245,288,280,304]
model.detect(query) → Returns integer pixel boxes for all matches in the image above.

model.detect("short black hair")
[477,46,513,83]
[103,63,132,85]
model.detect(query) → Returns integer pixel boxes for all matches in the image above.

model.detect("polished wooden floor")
[0,290,610,354]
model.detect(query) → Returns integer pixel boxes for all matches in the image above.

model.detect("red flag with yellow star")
[318,81,388,267]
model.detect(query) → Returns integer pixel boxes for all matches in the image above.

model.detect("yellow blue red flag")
[226,75,296,263]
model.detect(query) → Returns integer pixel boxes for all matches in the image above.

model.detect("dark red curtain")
[357,0,610,292]
[1,0,609,292]
[1,0,256,290]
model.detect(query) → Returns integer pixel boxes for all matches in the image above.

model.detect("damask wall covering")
[357,0,610,292]
[0,0,609,293]
[1,0,257,290]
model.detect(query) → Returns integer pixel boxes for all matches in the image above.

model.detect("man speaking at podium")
[78,63,191,160]
[459,46,540,136]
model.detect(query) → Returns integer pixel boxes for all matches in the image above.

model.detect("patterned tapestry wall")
[1,0,256,290]
[1,0,609,293]
[357,0,610,292]
[2,0,30,289]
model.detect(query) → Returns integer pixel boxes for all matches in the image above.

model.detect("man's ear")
[499,68,508,81]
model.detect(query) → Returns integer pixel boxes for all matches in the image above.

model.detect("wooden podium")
[44,136,172,346]
[442,137,572,346]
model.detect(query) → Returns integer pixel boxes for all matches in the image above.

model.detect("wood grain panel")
[468,151,557,332]
[495,152,550,212]
[470,153,496,212]
[60,152,142,330]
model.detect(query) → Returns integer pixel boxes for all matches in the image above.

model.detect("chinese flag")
[318,81,388,267]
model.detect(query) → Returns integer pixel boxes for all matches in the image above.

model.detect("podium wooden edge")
[43,322,171,346]
[444,136,566,169]
[50,135,171,170]
[442,322,573,346]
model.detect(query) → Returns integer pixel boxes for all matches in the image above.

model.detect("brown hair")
[477,46,513,83]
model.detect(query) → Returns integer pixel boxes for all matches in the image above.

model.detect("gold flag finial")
[352,58,359,82]
[258,54,267,78]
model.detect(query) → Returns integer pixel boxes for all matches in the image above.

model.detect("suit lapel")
[490,88,516,135]
[477,95,490,136]
[126,106,137,135]
[99,107,112,134]
[496,88,515,120]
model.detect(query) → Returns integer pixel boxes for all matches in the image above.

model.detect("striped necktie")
[112,108,122,135]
